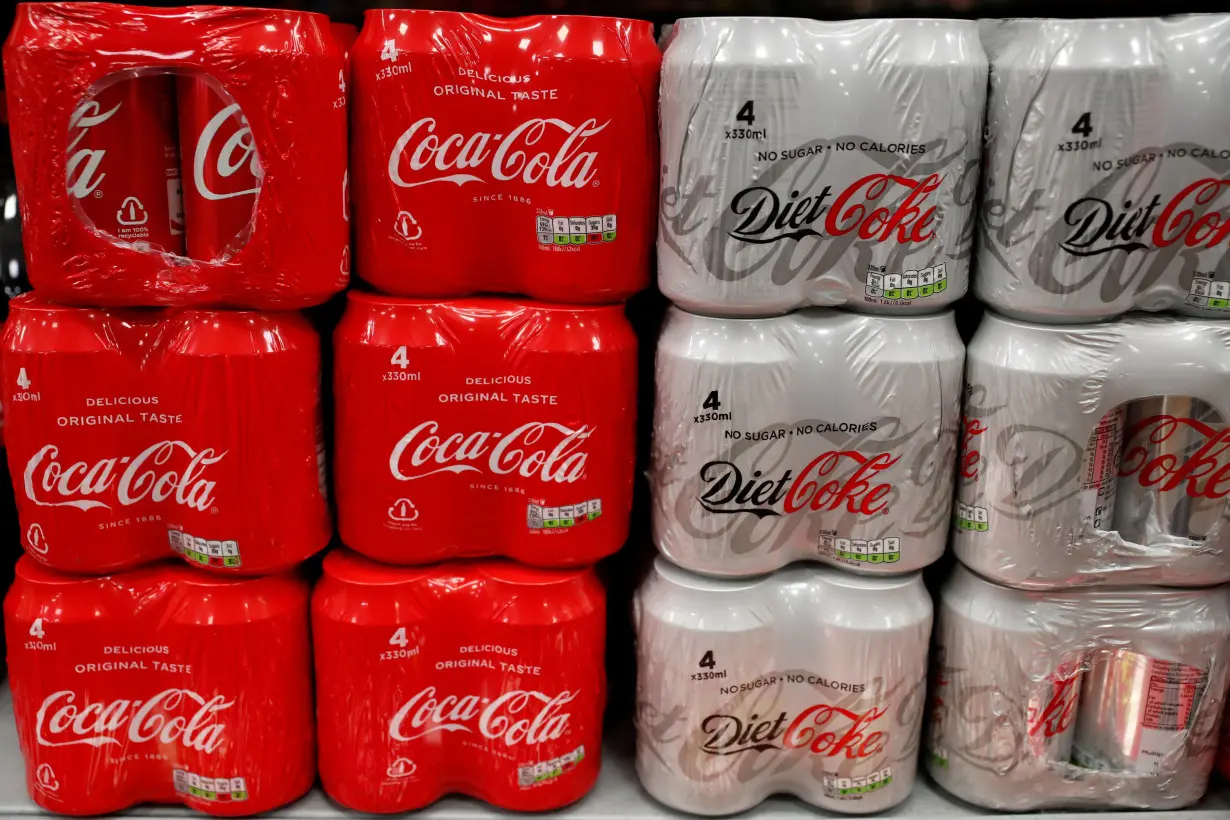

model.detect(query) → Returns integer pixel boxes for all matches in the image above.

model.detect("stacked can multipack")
[927,14,1230,812]
[637,17,986,815]
[316,10,660,813]
[0,2,349,814]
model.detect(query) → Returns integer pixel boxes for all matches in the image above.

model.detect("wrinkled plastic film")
[351,10,659,302]
[313,550,606,812]
[651,307,963,576]
[634,557,932,815]
[4,2,348,307]
[927,564,1230,810]
[658,17,986,316]
[976,15,1230,322]
[1,293,331,575]
[6,558,315,816]
[954,311,1230,587]
[333,294,637,566]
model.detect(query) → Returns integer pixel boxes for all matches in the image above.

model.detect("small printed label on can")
[527,499,602,530]
[1079,408,1124,529]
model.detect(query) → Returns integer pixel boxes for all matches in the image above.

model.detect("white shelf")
[0,683,1225,819]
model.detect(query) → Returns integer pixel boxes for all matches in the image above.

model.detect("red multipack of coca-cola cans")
[3,3,348,307]
[333,293,636,565]
[351,11,659,302]
[2,294,330,575]
[6,556,315,816]
[313,549,605,812]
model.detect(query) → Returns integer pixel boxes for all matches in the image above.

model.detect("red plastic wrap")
[2,293,330,575]
[3,3,348,307]
[7,557,315,816]
[313,549,606,812]
[333,293,636,565]
[351,11,660,302]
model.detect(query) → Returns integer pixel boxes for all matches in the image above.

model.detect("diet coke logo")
[1027,672,1079,742]
[389,686,576,746]
[388,117,608,189]
[698,451,899,519]
[727,174,941,247]
[36,689,233,752]
[23,441,227,512]
[700,704,888,758]
[66,98,121,199]
[1058,179,1230,258]
[193,102,261,201]
[1120,414,1230,499]
[390,421,590,484]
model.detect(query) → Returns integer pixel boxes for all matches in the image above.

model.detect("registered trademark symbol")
[211,506,219,515]
[591,180,600,187]
[93,190,103,199]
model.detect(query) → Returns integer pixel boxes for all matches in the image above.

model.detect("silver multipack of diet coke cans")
[659,17,987,316]
[977,15,1230,322]
[652,307,964,577]
[928,564,1230,810]
[955,311,1230,588]
[635,557,931,815]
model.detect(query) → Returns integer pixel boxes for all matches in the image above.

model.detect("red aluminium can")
[2,293,330,575]
[7,557,315,816]
[313,549,606,813]
[69,74,184,255]
[177,77,261,261]
[333,293,636,566]
[350,11,660,302]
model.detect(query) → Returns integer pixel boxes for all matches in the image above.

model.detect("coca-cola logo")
[701,705,888,758]
[389,421,590,484]
[389,686,575,746]
[1119,414,1230,499]
[1059,179,1230,258]
[697,451,898,519]
[388,117,608,189]
[727,174,941,246]
[36,689,232,752]
[66,98,121,199]
[193,102,261,201]
[23,441,226,512]
[1027,673,1079,741]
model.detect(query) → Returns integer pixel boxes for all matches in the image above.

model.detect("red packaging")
[177,77,259,262]
[351,11,660,302]
[333,293,636,565]
[2,293,330,575]
[7,557,315,816]
[4,3,348,307]
[69,74,184,256]
[313,549,606,813]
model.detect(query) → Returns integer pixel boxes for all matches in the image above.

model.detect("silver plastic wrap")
[659,17,987,316]
[652,307,963,577]
[928,564,1230,810]
[955,311,1230,587]
[635,557,931,815]
[976,15,1230,322]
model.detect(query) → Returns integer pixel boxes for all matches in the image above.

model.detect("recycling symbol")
[117,196,149,226]
[394,211,422,241]
[36,763,60,793]
[387,757,416,779]
[388,498,419,522]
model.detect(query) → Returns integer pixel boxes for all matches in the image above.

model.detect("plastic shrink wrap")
[658,17,986,316]
[334,294,636,566]
[976,15,1230,322]
[3,3,348,307]
[2,294,330,575]
[634,557,931,814]
[313,549,605,812]
[955,311,1230,587]
[351,11,659,302]
[6,557,315,816]
[928,564,1230,810]
[651,307,962,577]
